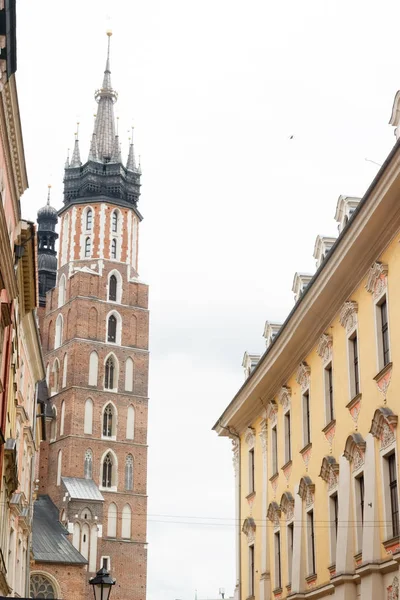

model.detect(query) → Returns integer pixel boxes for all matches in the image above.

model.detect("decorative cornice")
[298,476,315,507]
[266,400,278,425]
[296,362,311,392]
[267,501,281,526]
[339,301,358,333]
[370,407,397,449]
[244,427,256,449]
[365,262,388,299]
[242,517,256,544]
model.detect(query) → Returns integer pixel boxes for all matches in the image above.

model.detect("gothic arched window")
[109,275,117,302]
[107,315,117,343]
[103,404,114,437]
[125,454,133,490]
[84,449,93,479]
[85,237,91,258]
[102,453,113,488]
[112,211,118,233]
[105,357,115,389]
[55,315,63,349]
[86,209,93,231]
[30,574,56,599]
[111,238,117,259]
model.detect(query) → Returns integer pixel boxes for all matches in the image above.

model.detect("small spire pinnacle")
[47,185,51,206]
[111,135,122,163]
[70,124,82,167]
[65,148,70,168]
[126,126,137,171]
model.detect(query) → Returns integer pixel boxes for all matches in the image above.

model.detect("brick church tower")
[32,33,149,600]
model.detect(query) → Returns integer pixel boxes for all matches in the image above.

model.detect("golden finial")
[106,29,112,37]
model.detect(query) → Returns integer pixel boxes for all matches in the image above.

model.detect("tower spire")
[70,124,81,167]
[126,126,137,171]
[47,184,51,205]
[93,31,118,163]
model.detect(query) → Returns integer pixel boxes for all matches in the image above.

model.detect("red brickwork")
[35,199,149,600]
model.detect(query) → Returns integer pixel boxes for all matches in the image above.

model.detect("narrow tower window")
[107,315,117,343]
[111,238,117,259]
[112,211,118,232]
[105,357,115,389]
[125,454,134,490]
[84,449,93,479]
[109,275,117,301]
[102,453,113,488]
[85,237,92,258]
[103,404,114,437]
[86,208,93,230]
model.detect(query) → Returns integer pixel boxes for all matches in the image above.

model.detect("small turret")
[37,186,58,307]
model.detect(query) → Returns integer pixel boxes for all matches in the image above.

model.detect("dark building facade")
[32,33,149,600]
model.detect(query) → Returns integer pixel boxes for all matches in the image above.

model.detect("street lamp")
[89,567,116,600]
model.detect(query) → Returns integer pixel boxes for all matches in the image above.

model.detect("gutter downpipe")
[219,422,241,600]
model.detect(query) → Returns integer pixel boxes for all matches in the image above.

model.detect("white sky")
[16,1,400,599]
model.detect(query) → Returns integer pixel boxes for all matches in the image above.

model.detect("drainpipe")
[219,422,241,600]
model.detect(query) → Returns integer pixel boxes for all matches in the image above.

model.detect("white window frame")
[347,326,360,400]
[374,292,391,372]
[274,527,281,590]
[248,447,255,494]
[353,470,364,553]
[328,491,338,565]
[324,362,334,425]
[248,544,255,598]
[286,518,294,585]
[306,507,316,577]
[302,388,311,448]
[284,408,291,464]
[271,425,278,476]
[380,442,398,541]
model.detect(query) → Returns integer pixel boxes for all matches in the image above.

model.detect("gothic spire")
[93,31,118,163]
[70,127,81,168]
[126,127,137,171]
[88,132,99,161]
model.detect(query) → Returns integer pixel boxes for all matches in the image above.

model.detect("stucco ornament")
[375,365,392,402]
[339,301,358,333]
[259,419,267,455]
[317,333,333,364]
[278,386,291,411]
[387,576,399,600]
[267,501,281,527]
[280,492,295,522]
[266,400,278,426]
[242,517,256,545]
[231,438,239,475]
[319,456,339,492]
[244,427,255,449]
[365,262,388,300]
[370,407,398,450]
[298,476,315,508]
[344,433,366,472]
[296,362,311,392]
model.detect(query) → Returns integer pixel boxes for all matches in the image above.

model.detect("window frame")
[84,236,92,258]
[324,362,334,424]
[284,409,292,464]
[248,544,255,598]
[274,529,282,590]
[307,508,316,576]
[271,425,278,476]
[286,519,294,585]
[302,389,311,448]
[353,471,364,553]
[375,294,391,371]
[348,329,360,399]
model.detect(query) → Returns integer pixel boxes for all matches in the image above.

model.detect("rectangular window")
[324,363,334,423]
[284,412,291,463]
[354,473,365,552]
[302,391,311,446]
[287,522,294,584]
[249,449,255,494]
[272,426,278,475]
[351,334,360,396]
[329,493,338,564]
[307,510,316,575]
[380,299,390,367]
[358,474,364,524]
[249,545,255,597]
[274,531,281,590]
[389,454,399,537]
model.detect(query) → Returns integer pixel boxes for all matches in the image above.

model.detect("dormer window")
[313,236,336,269]
[334,195,361,234]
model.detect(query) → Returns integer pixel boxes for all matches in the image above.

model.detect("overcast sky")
[16,1,400,599]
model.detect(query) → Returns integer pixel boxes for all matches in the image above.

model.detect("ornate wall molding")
[370,407,397,449]
[242,517,256,545]
[259,419,267,455]
[266,400,278,426]
[319,456,339,492]
[365,262,388,300]
[231,438,240,475]
[387,575,399,600]
[280,492,294,522]
[244,427,256,449]
[267,501,281,527]
[296,362,311,392]
[344,433,366,472]
[278,386,291,411]
[339,301,358,333]
[317,333,333,365]
[298,476,315,508]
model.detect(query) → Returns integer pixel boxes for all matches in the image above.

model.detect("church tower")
[37,186,58,307]
[35,33,149,600]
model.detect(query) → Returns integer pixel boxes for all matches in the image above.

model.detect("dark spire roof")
[37,186,57,220]
[92,31,118,163]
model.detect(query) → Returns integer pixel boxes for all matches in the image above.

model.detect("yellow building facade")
[214,100,400,600]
